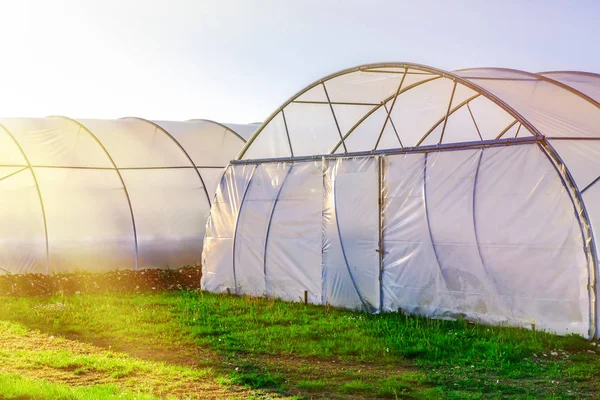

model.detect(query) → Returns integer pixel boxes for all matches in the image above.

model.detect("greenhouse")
[0,117,253,275]
[202,63,600,338]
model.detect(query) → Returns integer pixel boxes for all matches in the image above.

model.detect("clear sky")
[0,0,598,123]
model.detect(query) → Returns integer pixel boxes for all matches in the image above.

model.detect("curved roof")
[0,117,250,274]
[238,63,600,160]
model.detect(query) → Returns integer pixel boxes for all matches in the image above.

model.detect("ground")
[0,269,598,399]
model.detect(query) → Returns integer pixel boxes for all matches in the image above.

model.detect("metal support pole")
[378,155,385,312]
[539,139,598,338]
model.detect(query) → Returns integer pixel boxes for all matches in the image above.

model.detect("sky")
[0,0,598,124]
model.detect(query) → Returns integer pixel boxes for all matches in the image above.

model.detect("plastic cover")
[203,143,590,336]
[0,117,250,274]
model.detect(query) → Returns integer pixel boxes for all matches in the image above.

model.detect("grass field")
[0,291,598,399]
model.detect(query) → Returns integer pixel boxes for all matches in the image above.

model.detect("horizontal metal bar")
[459,76,539,82]
[360,69,437,75]
[292,100,381,106]
[232,136,541,165]
[0,165,223,171]
[546,137,600,141]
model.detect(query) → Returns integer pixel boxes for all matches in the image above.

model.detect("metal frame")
[186,118,249,143]
[377,155,385,311]
[231,164,258,294]
[237,62,544,160]
[538,140,598,338]
[330,76,442,154]
[374,67,407,150]
[0,116,243,275]
[0,123,50,275]
[322,82,347,153]
[382,103,403,148]
[50,116,141,271]
[0,167,27,183]
[121,117,212,207]
[416,93,481,146]
[233,136,539,165]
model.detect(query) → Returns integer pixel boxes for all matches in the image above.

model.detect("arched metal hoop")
[238,62,546,160]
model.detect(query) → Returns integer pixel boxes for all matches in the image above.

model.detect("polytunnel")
[202,63,600,338]
[0,117,254,275]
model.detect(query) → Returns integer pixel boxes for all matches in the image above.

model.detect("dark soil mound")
[0,267,202,296]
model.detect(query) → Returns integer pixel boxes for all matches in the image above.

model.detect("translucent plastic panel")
[324,71,404,104]
[0,118,112,167]
[389,78,456,147]
[294,84,328,102]
[0,126,26,165]
[0,168,46,274]
[500,123,520,139]
[466,96,518,140]
[198,167,225,203]
[265,161,322,303]
[382,153,441,312]
[550,139,600,190]
[241,112,291,160]
[284,102,342,157]
[78,118,192,167]
[222,123,258,141]
[541,72,600,103]
[475,144,588,335]
[234,163,291,296]
[154,120,244,167]
[375,123,403,150]
[425,150,508,319]
[440,105,483,144]
[323,157,379,311]
[34,168,135,273]
[342,107,388,153]
[457,69,600,138]
[202,165,256,292]
[121,169,207,269]
[332,104,376,139]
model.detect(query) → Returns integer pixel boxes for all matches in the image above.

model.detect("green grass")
[0,372,161,400]
[0,291,599,399]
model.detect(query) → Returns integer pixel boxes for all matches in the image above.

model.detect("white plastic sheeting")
[204,63,600,337]
[202,143,590,337]
[0,117,250,274]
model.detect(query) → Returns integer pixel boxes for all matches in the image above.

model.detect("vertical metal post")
[377,155,385,312]
[320,157,327,305]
